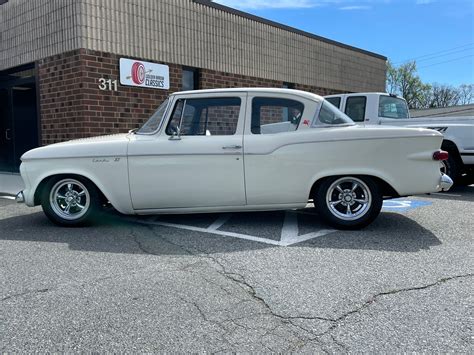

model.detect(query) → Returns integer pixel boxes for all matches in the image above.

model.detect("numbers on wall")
[98,78,118,91]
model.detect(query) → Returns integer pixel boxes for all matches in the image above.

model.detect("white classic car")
[16,88,453,229]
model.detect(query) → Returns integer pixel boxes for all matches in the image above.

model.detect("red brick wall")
[38,49,344,145]
[38,49,181,145]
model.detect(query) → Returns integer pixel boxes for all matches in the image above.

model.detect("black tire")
[314,176,383,230]
[440,153,460,184]
[40,176,101,226]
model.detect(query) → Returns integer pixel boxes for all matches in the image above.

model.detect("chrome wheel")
[49,179,90,220]
[326,177,372,221]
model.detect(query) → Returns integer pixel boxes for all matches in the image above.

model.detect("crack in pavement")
[1,288,50,302]
[132,225,473,352]
[1,275,113,303]
[298,273,474,352]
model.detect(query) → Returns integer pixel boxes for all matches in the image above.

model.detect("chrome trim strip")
[245,134,441,156]
[23,153,242,161]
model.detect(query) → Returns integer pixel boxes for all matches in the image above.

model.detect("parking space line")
[207,213,232,231]
[281,229,336,246]
[280,211,299,244]
[130,210,337,247]
[134,219,283,246]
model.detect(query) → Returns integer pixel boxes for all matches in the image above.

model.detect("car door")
[128,93,247,210]
[242,93,319,206]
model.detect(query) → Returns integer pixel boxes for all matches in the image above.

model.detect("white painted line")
[133,219,282,246]
[129,211,336,247]
[283,229,336,246]
[207,213,232,231]
[280,211,299,245]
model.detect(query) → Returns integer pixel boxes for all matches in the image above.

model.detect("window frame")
[344,96,367,122]
[378,95,409,119]
[325,96,341,109]
[182,66,199,91]
[250,96,305,135]
[165,96,242,137]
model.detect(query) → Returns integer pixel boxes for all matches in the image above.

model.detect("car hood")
[21,133,131,161]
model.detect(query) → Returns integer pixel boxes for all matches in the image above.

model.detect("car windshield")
[314,101,355,126]
[137,98,169,134]
[378,96,409,119]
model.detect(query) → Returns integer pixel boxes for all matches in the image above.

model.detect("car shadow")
[301,211,442,252]
[424,184,474,203]
[0,208,441,255]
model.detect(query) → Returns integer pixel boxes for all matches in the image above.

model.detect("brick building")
[0,0,387,172]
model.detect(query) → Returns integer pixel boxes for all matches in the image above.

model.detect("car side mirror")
[169,126,181,140]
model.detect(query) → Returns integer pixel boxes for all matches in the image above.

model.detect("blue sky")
[214,0,474,86]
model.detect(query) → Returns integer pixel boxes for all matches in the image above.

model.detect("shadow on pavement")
[301,212,442,252]
[0,207,441,255]
[424,184,474,203]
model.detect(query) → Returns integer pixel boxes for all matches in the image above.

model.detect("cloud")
[339,5,371,10]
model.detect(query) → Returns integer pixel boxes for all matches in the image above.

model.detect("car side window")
[166,97,241,136]
[345,96,366,122]
[251,97,304,134]
[326,97,341,109]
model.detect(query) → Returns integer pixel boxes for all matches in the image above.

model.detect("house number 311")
[98,78,118,91]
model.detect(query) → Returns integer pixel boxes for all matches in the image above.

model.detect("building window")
[283,82,295,89]
[182,67,199,91]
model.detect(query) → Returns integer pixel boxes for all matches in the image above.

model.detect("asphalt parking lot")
[1,186,473,353]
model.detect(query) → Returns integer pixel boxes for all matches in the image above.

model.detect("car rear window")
[378,96,409,119]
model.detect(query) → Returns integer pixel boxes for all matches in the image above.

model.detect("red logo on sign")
[131,62,146,84]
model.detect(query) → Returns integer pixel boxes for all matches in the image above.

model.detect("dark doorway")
[0,64,38,173]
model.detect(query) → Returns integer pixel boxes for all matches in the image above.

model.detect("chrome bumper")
[439,174,453,192]
[15,191,25,203]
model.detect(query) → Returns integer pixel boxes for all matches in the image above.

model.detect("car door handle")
[5,129,11,141]
[222,145,242,150]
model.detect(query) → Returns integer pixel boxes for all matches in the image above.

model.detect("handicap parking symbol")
[382,199,432,212]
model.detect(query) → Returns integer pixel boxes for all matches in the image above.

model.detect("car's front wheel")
[314,176,383,230]
[41,176,100,226]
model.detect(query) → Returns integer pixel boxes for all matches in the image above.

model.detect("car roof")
[172,88,324,101]
[325,92,404,100]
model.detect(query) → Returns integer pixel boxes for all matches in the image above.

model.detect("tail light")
[433,150,449,161]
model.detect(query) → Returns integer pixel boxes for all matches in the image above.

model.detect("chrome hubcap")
[326,177,372,221]
[49,179,90,220]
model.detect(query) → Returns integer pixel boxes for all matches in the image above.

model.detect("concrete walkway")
[0,173,24,196]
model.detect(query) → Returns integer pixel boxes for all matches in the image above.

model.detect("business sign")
[119,58,169,89]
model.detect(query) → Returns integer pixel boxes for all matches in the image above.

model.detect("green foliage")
[386,61,473,109]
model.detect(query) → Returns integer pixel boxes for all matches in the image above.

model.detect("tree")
[386,61,431,109]
[427,84,460,108]
[457,84,474,105]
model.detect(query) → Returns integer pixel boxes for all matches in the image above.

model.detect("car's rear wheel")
[41,176,100,226]
[439,153,459,183]
[314,176,383,230]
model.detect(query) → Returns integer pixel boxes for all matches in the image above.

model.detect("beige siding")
[0,0,386,92]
